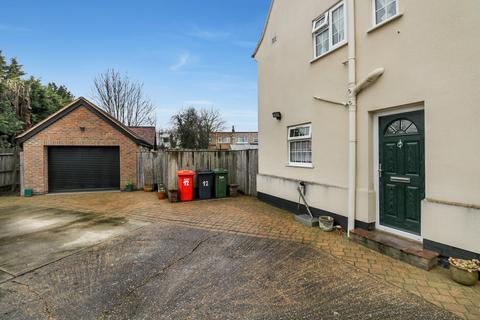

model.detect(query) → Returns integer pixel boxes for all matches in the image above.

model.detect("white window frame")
[288,124,313,168]
[312,1,347,60]
[372,0,400,27]
[236,136,248,144]
[218,137,230,144]
[252,137,259,144]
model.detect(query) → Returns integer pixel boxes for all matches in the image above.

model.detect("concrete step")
[350,228,439,270]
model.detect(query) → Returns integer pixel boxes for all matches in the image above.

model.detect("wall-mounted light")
[272,112,282,121]
[80,127,86,132]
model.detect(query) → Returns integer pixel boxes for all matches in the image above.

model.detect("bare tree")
[170,107,225,149]
[92,69,156,126]
[199,108,225,132]
[198,108,225,147]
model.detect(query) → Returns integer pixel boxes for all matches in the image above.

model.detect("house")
[16,97,154,194]
[209,128,258,150]
[253,0,480,262]
[157,131,172,149]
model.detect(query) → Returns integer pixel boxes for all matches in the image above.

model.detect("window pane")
[289,139,312,164]
[314,16,326,30]
[385,119,419,136]
[332,5,345,45]
[289,125,310,138]
[315,30,329,57]
[376,0,386,8]
[376,8,386,23]
[376,0,397,24]
[386,1,397,18]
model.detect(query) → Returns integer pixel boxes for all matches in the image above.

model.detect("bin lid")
[196,169,213,175]
[213,168,228,174]
[177,170,195,176]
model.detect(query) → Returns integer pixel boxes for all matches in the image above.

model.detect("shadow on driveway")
[0,204,148,282]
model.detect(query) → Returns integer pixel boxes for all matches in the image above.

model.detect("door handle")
[390,176,411,183]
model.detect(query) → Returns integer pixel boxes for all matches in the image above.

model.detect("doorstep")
[350,228,439,270]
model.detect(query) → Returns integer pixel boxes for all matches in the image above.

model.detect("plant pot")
[157,191,167,200]
[168,190,178,203]
[229,184,239,197]
[125,185,133,192]
[144,184,154,192]
[319,216,334,232]
[24,189,33,197]
[450,264,479,286]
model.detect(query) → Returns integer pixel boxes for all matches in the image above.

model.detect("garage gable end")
[15,97,153,148]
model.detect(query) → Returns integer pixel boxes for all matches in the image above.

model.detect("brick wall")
[23,106,140,194]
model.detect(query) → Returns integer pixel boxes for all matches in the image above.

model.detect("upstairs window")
[288,124,312,167]
[313,1,346,59]
[374,0,398,25]
[218,137,230,144]
[236,136,248,144]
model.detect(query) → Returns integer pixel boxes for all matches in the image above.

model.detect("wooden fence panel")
[137,150,258,196]
[0,148,19,190]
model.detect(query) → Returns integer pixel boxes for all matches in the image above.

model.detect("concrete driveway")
[0,193,461,319]
[0,200,148,283]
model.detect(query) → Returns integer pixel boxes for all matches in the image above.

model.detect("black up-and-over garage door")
[48,147,120,193]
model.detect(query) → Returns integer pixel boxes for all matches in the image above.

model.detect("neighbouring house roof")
[212,131,258,134]
[128,126,157,147]
[252,0,275,58]
[15,97,153,148]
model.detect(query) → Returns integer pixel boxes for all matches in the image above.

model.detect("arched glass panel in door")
[385,119,419,136]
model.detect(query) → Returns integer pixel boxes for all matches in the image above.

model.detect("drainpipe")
[313,1,383,236]
[346,0,357,237]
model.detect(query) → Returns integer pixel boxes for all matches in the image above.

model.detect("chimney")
[232,125,235,132]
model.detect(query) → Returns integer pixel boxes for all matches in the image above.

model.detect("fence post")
[19,151,24,196]
[11,148,19,192]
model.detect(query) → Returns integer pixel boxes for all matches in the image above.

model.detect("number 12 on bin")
[183,178,190,186]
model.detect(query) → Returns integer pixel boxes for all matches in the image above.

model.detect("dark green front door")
[379,110,425,235]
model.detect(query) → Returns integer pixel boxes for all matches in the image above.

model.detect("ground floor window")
[288,124,312,167]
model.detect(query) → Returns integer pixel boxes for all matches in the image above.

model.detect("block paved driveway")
[0,192,477,320]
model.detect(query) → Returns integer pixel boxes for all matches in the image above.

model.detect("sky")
[0,0,270,131]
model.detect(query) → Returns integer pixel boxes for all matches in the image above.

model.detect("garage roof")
[128,126,157,147]
[15,97,154,148]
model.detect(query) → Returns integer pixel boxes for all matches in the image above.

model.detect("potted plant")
[125,181,133,192]
[228,184,239,197]
[157,184,167,200]
[168,189,178,203]
[448,258,480,286]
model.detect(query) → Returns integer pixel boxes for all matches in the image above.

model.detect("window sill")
[310,41,347,64]
[367,13,403,34]
[287,163,314,169]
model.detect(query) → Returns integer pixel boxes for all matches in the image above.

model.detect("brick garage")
[16,97,154,194]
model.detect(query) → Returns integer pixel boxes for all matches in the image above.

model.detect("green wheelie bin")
[213,169,228,198]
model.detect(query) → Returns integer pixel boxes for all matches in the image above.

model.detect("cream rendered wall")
[256,0,480,253]
[257,0,350,218]
[354,0,480,253]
